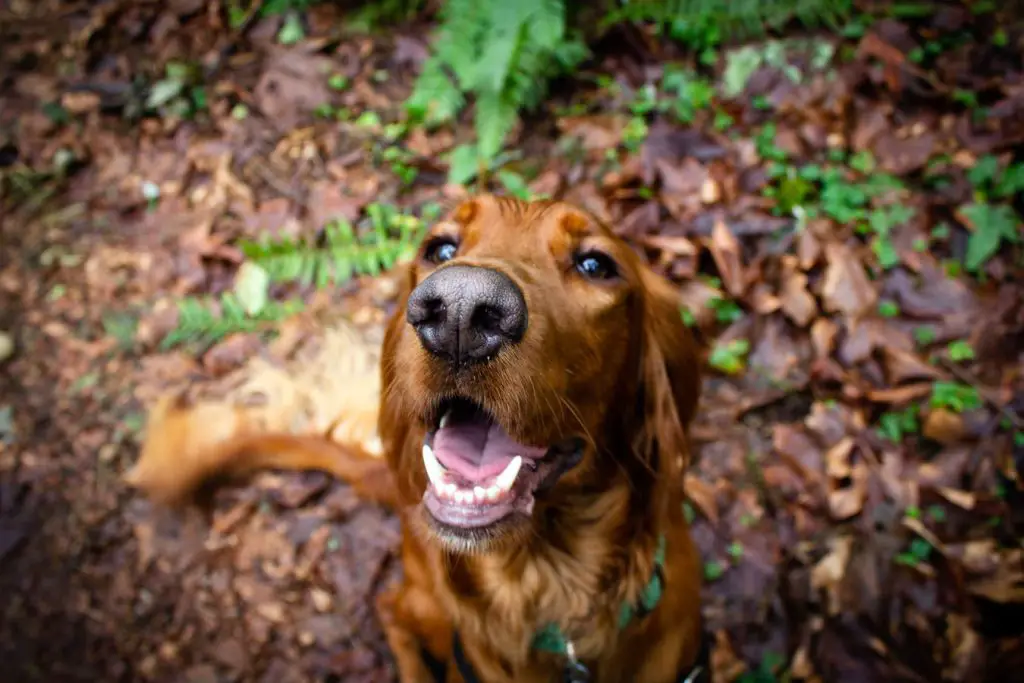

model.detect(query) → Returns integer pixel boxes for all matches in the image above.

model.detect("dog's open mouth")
[421,397,566,530]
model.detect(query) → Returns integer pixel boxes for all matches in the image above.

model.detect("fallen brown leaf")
[821,243,877,320]
[923,408,967,445]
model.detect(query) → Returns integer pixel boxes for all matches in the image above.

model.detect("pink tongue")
[433,422,546,483]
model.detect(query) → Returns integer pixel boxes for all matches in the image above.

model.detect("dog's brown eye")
[424,238,458,264]
[575,251,617,280]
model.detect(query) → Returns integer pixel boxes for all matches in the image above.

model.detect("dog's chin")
[415,395,584,555]
[420,508,532,555]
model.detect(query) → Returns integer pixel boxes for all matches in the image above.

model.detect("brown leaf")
[254,47,333,131]
[874,129,938,175]
[968,561,1024,604]
[779,258,818,327]
[937,487,976,510]
[748,283,781,315]
[656,157,706,221]
[203,334,262,377]
[683,473,719,525]
[555,114,626,151]
[308,182,366,230]
[882,347,945,384]
[811,535,853,615]
[821,243,877,319]
[810,318,838,358]
[923,408,968,444]
[828,470,867,520]
[866,382,933,405]
[708,220,746,298]
[826,439,866,520]
[243,197,303,240]
[825,437,856,479]
[796,229,822,270]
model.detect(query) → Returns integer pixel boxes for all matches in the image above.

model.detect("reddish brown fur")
[143,195,705,682]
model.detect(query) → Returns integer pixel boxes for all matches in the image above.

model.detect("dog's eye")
[574,251,618,280]
[424,238,458,264]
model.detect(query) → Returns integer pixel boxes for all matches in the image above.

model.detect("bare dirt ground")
[1,2,1023,682]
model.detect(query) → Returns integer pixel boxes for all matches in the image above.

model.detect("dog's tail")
[124,396,398,510]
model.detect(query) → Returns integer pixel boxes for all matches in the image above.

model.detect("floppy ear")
[634,270,702,504]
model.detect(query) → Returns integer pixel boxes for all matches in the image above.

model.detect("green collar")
[531,534,667,655]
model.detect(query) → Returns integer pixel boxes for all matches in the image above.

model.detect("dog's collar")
[449,534,710,683]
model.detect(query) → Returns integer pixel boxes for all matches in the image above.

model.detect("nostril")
[469,304,505,334]
[408,296,446,327]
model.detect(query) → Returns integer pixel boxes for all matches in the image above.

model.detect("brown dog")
[135,195,707,683]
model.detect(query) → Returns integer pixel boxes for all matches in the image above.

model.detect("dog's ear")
[634,269,702,500]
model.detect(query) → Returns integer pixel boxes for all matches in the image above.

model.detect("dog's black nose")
[406,264,527,366]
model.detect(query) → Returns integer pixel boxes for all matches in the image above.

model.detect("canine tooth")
[473,486,486,501]
[439,410,451,429]
[494,456,522,492]
[486,486,500,501]
[422,444,446,489]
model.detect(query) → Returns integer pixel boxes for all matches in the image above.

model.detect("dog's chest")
[453,548,621,659]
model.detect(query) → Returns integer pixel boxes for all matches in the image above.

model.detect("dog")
[134,195,708,683]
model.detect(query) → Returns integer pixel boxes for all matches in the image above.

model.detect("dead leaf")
[810,318,838,358]
[937,487,976,510]
[821,243,877,319]
[811,535,853,615]
[923,408,967,444]
[779,258,818,327]
[308,182,366,230]
[683,473,719,525]
[556,114,626,151]
[882,347,945,384]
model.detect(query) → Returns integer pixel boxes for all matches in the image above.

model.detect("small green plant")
[707,296,743,323]
[102,312,139,352]
[660,65,715,123]
[240,203,424,288]
[496,169,534,200]
[946,340,975,362]
[709,338,750,375]
[877,405,920,443]
[959,202,1021,273]
[894,536,933,567]
[161,294,304,350]
[146,61,208,119]
[406,0,588,182]
[726,541,744,560]
[737,651,786,683]
[930,381,982,413]
[877,300,900,318]
[703,559,725,581]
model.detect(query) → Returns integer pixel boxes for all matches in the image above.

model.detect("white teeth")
[494,455,522,492]
[422,444,446,489]
[425,447,524,505]
[439,410,451,429]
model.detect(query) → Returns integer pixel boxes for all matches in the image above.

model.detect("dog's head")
[380,195,700,553]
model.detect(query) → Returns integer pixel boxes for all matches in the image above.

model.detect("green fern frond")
[606,0,853,41]
[161,294,304,350]
[238,203,424,289]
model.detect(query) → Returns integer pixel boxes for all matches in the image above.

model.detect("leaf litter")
[0,2,1023,682]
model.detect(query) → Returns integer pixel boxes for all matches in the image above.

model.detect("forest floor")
[1,2,1023,682]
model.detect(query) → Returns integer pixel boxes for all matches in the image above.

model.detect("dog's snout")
[406,265,527,366]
